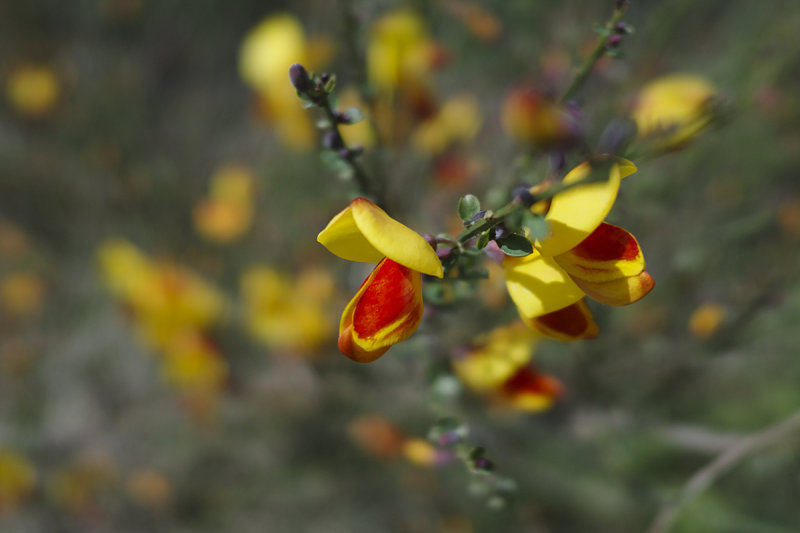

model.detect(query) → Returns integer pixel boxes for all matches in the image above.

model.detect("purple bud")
[473,457,494,471]
[512,186,534,207]
[614,22,628,34]
[323,131,344,150]
[606,34,622,48]
[289,63,312,93]
[422,234,438,250]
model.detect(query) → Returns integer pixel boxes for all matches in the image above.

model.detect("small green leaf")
[457,194,481,222]
[323,74,337,93]
[521,212,551,240]
[496,234,533,256]
[316,119,330,129]
[475,230,491,250]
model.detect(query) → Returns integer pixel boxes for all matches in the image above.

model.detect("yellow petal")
[572,270,655,306]
[554,222,645,282]
[503,250,585,319]
[452,322,536,391]
[318,198,443,277]
[536,158,637,257]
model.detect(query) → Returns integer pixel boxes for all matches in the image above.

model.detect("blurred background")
[2,0,800,531]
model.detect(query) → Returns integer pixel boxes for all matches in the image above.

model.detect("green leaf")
[476,230,491,250]
[496,234,533,256]
[457,194,481,222]
[316,119,330,129]
[323,74,337,94]
[521,212,551,240]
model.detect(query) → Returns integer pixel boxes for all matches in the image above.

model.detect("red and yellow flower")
[452,322,563,412]
[318,197,443,362]
[504,159,654,340]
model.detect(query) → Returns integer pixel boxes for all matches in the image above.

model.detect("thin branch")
[559,2,629,103]
[646,408,800,533]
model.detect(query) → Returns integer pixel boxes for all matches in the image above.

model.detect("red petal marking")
[352,259,418,338]
[571,222,639,262]
[531,300,598,341]
[501,366,563,400]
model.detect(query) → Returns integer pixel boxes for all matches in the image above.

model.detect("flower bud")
[322,130,344,150]
[288,63,312,93]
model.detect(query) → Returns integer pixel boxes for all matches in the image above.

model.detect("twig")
[646,408,800,533]
[559,2,630,103]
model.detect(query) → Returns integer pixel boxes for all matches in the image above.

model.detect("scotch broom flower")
[632,74,717,150]
[318,197,443,362]
[452,322,563,411]
[504,159,654,338]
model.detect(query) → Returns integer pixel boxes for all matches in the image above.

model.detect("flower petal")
[554,222,645,283]
[536,159,637,257]
[318,198,443,277]
[317,201,386,264]
[338,258,424,363]
[572,270,655,306]
[452,322,536,391]
[527,299,599,341]
[500,366,563,412]
[504,251,585,319]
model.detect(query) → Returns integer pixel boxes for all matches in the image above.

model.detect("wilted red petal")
[572,270,655,306]
[528,299,599,341]
[338,258,423,363]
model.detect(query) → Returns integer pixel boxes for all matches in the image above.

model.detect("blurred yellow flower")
[239,14,332,149]
[193,164,255,244]
[162,330,227,394]
[97,240,225,348]
[126,468,172,510]
[632,74,716,150]
[337,86,377,150]
[0,272,45,318]
[5,64,60,118]
[501,87,579,148]
[48,458,116,515]
[453,322,562,412]
[412,94,482,155]
[688,302,727,340]
[0,450,35,513]
[367,10,435,91]
[452,322,535,392]
[240,266,334,355]
[402,438,440,467]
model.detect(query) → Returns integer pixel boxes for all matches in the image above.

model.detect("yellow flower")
[632,74,716,150]
[412,94,482,155]
[504,159,653,339]
[0,272,45,318]
[367,10,434,91]
[240,266,334,354]
[5,65,60,118]
[193,164,255,244]
[452,322,562,412]
[318,197,442,362]
[0,450,35,512]
[501,87,579,148]
[688,302,727,340]
[97,240,225,348]
[239,14,331,149]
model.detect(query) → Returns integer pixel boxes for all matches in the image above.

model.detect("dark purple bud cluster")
[289,63,312,93]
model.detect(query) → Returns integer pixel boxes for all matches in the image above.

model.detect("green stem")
[559,2,629,103]
[313,91,384,206]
